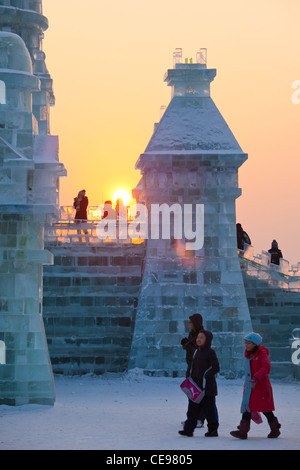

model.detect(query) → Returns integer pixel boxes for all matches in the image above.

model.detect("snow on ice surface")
[145,97,243,153]
[0,370,299,451]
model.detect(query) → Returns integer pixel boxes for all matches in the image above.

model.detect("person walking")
[179,330,220,437]
[180,314,206,427]
[181,313,204,378]
[230,332,281,440]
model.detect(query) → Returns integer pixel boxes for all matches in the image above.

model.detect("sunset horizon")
[1,1,300,443]
[42,0,300,264]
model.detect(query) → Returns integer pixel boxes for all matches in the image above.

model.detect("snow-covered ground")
[0,370,299,450]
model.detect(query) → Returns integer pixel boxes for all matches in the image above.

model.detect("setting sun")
[113,189,131,207]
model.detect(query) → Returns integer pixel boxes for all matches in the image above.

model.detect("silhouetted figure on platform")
[115,198,127,218]
[268,240,283,266]
[74,190,89,236]
[102,200,116,220]
[236,223,251,251]
[74,190,88,220]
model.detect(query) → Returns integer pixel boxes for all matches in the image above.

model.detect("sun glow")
[113,189,131,206]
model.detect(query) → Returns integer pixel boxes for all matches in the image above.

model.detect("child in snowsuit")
[179,330,220,437]
[230,332,281,439]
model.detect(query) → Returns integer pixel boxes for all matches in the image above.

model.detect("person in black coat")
[74,190,89,236]
[179,330,220,437]
[181,313,204,378]
[268,240,283,266]
[180,314,206,427]
[74,190,88,220]
[236,223,251,251]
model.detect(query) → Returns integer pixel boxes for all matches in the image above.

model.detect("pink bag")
[180,360,212,404]
[180,377,205,404]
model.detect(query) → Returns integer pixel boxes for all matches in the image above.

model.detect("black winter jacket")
[190,331,220,396]
[181,314,204,378]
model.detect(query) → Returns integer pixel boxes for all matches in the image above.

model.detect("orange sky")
[42,0,300,265]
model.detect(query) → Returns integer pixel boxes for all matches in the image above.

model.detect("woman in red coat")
[230,332,281,439]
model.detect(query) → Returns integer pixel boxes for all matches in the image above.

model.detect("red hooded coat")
[245,345,275,412]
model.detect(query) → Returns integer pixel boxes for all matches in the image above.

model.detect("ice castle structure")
[128,50,253,376]
[0,1,66,405]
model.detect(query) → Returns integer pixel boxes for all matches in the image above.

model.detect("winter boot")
[230,419,251,440]
[267,417,281,438]
[205,429,218,437]
[178,430,193,437]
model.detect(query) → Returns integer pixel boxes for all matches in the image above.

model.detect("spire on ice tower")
[130,49,252,377]
[143,48,243,155]
[0,0,55,134]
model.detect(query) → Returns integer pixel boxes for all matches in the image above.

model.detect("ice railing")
[44,206,145,246]
[238,243,300,291]
[46,207,300,290]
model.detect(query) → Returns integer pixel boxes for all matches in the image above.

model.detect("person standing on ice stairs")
[179,330,220,437]
[230,332,281,440]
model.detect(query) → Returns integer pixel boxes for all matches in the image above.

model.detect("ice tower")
[129,50,252,377]
[0,1,66,405]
